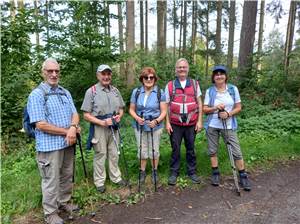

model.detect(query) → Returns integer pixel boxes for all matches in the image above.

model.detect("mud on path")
[17,160,300,224]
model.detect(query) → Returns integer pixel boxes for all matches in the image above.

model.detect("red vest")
[168,79,199,126]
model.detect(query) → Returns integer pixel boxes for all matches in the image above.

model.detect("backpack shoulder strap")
[227,83,236,101]
[156,85,161,102]
[135,86,142,103]
[191,79,198,102]
[169,80,176,102]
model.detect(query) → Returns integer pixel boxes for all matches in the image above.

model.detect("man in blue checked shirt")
[27,58,80,224]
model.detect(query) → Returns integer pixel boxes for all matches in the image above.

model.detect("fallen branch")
[144,217,163,220]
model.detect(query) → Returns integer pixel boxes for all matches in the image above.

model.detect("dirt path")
[73,160,300,224]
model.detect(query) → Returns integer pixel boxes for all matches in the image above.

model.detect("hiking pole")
[76,133,87,178]
[69,144,76,220]
[138,112,144,193]
[149,115,157,192]
[219,110,241,196]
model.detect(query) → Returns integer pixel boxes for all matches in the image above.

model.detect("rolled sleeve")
[130,88,138,104]
[81,88,93,112]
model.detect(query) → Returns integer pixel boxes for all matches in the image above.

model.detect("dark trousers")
[169,124,197,176]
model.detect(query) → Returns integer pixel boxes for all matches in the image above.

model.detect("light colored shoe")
[59,203,80,213]
[45,213,64,224]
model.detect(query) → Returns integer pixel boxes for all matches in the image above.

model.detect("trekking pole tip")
[90,212,96,217]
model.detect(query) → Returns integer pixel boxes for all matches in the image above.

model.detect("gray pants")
[92,125,122,187]
[206,127,243,160]
[36,146,74,215]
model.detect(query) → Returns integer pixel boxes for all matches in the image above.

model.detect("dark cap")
[212,65,227,74]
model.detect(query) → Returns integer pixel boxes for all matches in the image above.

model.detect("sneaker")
[97,185,106,193]
[168,175,177,185]
[151,169,159,184]
[116,179,127,187]
[59,203,80,213]
[45,213,64,224]
[211,173,220,186]
[189,174,201,184]
[239,172,251,191]
[139,170,146,184]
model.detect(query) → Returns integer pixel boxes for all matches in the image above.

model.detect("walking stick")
[138,112,144,193]
[76,133,87,178]
[219,110,241,196]
[149,115,157,192]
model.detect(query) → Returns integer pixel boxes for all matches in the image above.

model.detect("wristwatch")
[70,124,79,129]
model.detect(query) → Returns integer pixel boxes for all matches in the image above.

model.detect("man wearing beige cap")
[81,64,126,193]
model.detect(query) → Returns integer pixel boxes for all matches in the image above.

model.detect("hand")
[113,114,121,123]
[65,126,77,145]
[166,122,173,135]
[216,103,225,111]
[104,118,113,127]
[136,116,145,126]
[147,120,157,129]
[219,111,230,119]
[195,121,203,133]
[76,126,81,134]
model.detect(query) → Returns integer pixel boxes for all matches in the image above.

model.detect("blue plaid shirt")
[27,82,77,152]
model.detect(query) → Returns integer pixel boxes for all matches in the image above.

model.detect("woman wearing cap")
[203,65,251,191]
[129,67,167,186]
[81,64,126,193]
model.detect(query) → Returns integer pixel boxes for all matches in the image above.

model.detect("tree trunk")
[34,0,40,48]
[173,0,176,59]
[140,0,144,50]
[182,0,187,56]
[227,0,235,70]
[118,2,125,77]
[179,1,183,57]
[10,0,15,20]
[17,0,24,10]
[157,0,166,55]
[126,1,135,87]
[215,0,222,64]
[205,2,210,78]
[256,0,265,72]
[238,1,258,86]
[145,0,148,54]
[191,1,197,64]
[45,0,50,56]
[284,0,297,76]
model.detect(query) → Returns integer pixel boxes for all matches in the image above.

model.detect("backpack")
[23,83,67,138]
[134,85,162,103]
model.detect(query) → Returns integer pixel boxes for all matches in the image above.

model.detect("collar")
[174,78,192,89]
[98,82,111,91]
[42,82,62,92]
[140,85,158,93]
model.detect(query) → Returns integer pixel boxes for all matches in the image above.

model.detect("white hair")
[42,58,59,70]
[175,58,189,74]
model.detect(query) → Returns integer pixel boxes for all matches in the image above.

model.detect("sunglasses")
[143,76,155,81]
[45,69,60,74]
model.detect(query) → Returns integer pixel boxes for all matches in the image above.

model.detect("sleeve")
[80,88,93,112]
[66,90,77,114]
[130,88,138,104]
[160,89,166,102]
[27,90,46,124]
[116,88,125,108]
[164,83,170,103]
[203,89,210,105]
[234,86,241,103]
[196,81,202,97]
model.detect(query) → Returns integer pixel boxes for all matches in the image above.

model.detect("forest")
[1,0,300,223]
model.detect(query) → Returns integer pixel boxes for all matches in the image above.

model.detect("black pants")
[169,124,197,176]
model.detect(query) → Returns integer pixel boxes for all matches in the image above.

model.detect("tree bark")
[284,0,297,76]
[227,0,235,70]
[173,0,176,59]
[145,0,148,54]
[205,2,210,78]
[238,0,258,86]
[17,0,24,10]
[140,0,144,50]
[191,0,197,64]
[10,0,15,20]
[118,2,125,77]
[215,0,222,64]
[157,0,166,55]
[126,1,135,87]
[34,0,40,48]
[179,1,183,57]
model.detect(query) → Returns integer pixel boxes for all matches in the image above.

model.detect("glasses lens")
[46,69,60,74]
[144,76,154,81]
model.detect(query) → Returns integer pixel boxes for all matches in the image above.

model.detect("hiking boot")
[116,179,127,187]
[139,170,146,184]
[97,185,106,193]
[45,213,64,224]
[168,175,177,185]
[151,169,159,184]
[239,172,251,191]
[59,203,80,213]
[211,173,220,186]
[189,174,201,184]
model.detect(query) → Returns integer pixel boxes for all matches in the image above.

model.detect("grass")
[1,111,300,223]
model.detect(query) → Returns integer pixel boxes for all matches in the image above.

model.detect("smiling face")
[176,60,189,81]
[43,61,60,87]
[97,69,112,87]
[142,73,156,89]
[212,70,227,84]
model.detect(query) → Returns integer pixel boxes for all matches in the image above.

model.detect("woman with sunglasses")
[129,67,167,186]
[203,65,251,191]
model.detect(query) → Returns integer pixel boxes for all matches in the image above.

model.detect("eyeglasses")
[45,69,60,74]
[143,76,155,81]
[176,66,187,69]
